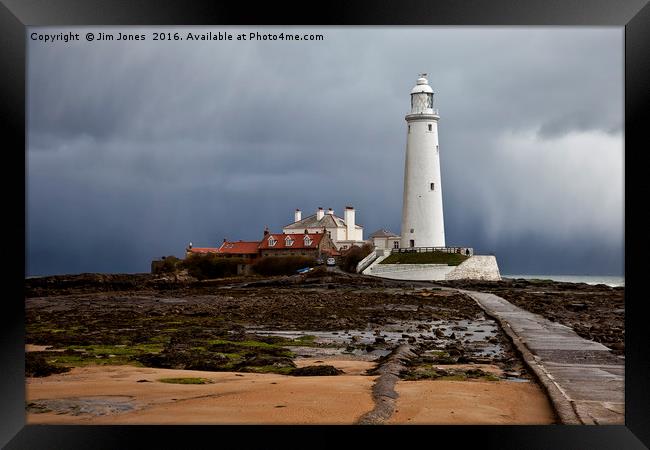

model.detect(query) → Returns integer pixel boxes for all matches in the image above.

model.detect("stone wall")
[361,254,501,281]
[445,255,501,281]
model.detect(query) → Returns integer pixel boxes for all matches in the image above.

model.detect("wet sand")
[27,360,555,425]
[389,379,556,424]
[27,361,376,425]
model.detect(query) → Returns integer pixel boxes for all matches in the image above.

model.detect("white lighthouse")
[400,74,445,249]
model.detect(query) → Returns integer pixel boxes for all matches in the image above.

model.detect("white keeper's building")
[283,206,365,251]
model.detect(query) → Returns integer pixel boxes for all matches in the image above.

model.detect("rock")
[241,355,296,369]
[434,329,445,338]
[566,303,588,311]
[466,368,490,378]
[291,365,343,376]
[374,337,386,344]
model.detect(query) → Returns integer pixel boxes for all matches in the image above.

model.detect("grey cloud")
[27,27,624,276]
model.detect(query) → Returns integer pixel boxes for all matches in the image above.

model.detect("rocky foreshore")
[434,278,624,355]
[24,271,622,424]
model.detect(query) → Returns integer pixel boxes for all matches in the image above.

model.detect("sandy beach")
[27,358,554,425]
[389,379,554,424]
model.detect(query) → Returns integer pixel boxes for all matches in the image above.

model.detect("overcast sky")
[26,27,624,276]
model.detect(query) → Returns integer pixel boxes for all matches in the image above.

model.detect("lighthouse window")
[428,124,432,131]
[430,182,435,191]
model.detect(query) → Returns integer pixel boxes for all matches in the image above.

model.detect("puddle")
[503,377,531,383]
[27,396,137,416]
[247,313,506,360]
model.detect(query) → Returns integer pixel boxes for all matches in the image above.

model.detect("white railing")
[392,246,473,256]
[356,251,378,273]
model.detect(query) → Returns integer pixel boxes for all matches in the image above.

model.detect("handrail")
[391,246,473,255]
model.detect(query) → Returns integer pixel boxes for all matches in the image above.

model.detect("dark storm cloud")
[27,27,623,276]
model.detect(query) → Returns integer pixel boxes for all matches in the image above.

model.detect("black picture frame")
[2,1,648,448]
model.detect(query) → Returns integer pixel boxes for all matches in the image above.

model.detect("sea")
[502,274,624,287]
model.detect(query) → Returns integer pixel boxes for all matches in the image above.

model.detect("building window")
[268,236,277,247]
[408,125,411,133]
[410,240,415,248]
[304,236,312,246]
[410,228,414,233]
[430,182,435,191]
[428,124,432,131]
[285,236,294,246]
[393,241,399,249]
[436,145,439,152]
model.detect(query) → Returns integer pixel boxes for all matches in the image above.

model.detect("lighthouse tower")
[400,74,445,248]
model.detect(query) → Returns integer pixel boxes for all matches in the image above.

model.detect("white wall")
[367,263,455,280]
[362,255,500,281]
[373,237,387,249]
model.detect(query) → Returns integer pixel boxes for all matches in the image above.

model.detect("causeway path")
[461,289,624,425]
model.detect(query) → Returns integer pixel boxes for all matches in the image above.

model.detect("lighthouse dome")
[411,74,433,94]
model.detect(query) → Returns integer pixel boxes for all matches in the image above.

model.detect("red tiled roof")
[217,241,260,255]
[258,233,324,250]
[188,247,220,254]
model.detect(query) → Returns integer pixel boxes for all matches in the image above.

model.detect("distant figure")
[465,249,470,256]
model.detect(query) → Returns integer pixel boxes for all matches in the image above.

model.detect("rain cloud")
[27,27,624,276]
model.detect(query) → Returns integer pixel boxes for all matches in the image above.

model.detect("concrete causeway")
[461,289,624,425]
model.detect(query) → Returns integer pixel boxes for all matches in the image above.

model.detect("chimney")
[223,238,227,243]
[294,208,302,222]
[263,226,270,236]
[344,206,355,241]
[189,242,192,249]
[316,207,324,220]
[327,208,334,215]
